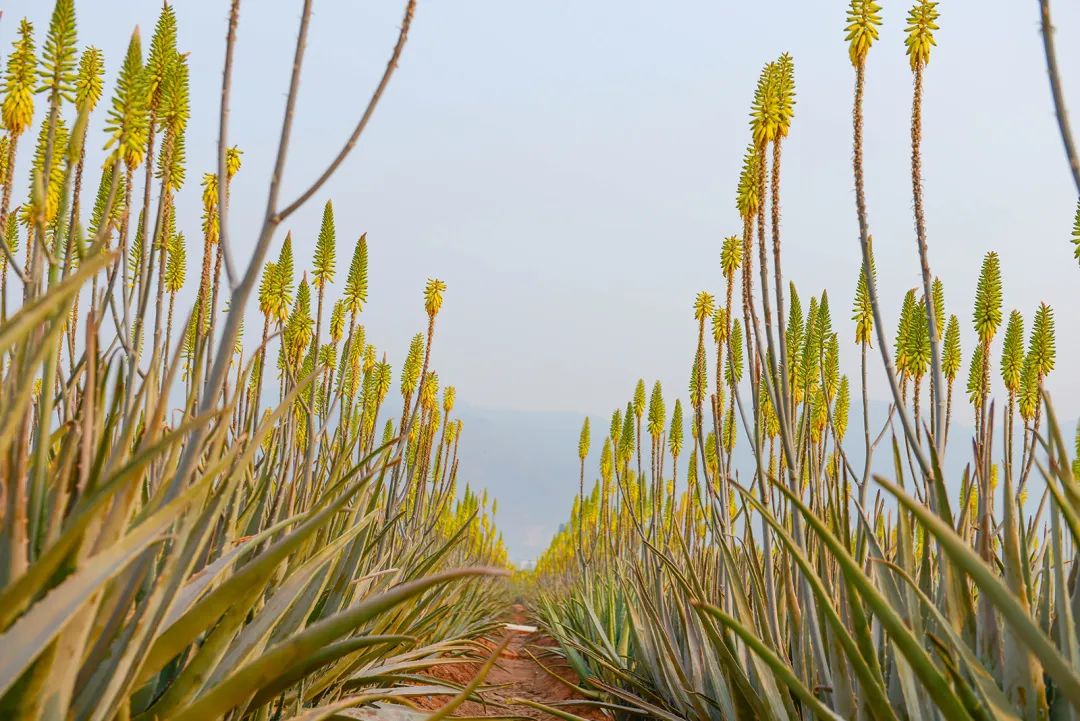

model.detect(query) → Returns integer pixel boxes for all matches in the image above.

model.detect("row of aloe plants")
[0,1,511,720]
[532,2,1080,720]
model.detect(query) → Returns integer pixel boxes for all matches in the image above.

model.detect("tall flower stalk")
[0,19,37,312]
[906,0,945,450]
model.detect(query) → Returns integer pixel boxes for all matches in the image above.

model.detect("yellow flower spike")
[633,379,646,420]
[835,375,851,440]
[599,437,613,485]
[362,343,376,373]
[693,291,715,322]
[201,173,220,245]
[973,251,1002,345]
[967,341,987,410]
[735,144,760,221]
[845,0,883,67]
[852,236,877,347]
[775,52,796,138]
[690,344,707,406]
[720,235,742,278]
[668,399,684,459]
[146,4,177,109]
[400,333,424,398]
[723,400,737,452]
[424,277,447,317]
[23,118,68,225]
[75,47,105,115]
[704,432,718,477]
[749,62,780,149]
[344,234,370,315]
[1027,302,1056,378]
[578,417,590,462]
[201,172,219,210]
[420,371,439,408]
[1000,311,1024,394]
[103,28,151,169]
[758,380,779,440]
[2,19,37,137]
[711,308,729,345]
[312,200,336,289]
[376,360,393,404]
[329,300,345,343]
[905,0,940,71]
[226,145,243,179]
[165,232,186,294]
[942,314,961,382]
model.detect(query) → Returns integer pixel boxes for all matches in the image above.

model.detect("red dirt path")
[414,605,607,719]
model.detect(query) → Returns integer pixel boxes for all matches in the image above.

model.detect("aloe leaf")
[872,558,1022,721]
[141,469,378,680]
[693,602,844,721]
[770,479,973,720]
[247,635,414,709]
[0,411,219,631]
[736,485,897,721]
[877,474,1080,713]
[168,568,506,721]
[0,466,215,698]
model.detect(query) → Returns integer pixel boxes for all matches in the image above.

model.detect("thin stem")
[1039,0,1080,194]
[301,282,326,497]
[219,0,241,289]
[578,456,586,567]
[771,137,793,440]
[167,0,314,505]
[853,61,933,481]
[911,67,945,453]
[135,114,158,313]
[276,0,418,223]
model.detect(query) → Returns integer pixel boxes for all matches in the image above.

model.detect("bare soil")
[414,605,607,719]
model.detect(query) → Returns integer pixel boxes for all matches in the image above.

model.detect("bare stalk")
[1039,0,1080,194]
[771,137,793,439]
[275,0,418,224]
[911,67,945,452]
[853,61,933,481]
[219,0,241,289]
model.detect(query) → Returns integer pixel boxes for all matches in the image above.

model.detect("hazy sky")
[7,0,1080,559]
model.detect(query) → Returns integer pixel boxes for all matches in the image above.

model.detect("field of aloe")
[2,0,1080,720]
[0,1,511,719]
[531,3,1080,721]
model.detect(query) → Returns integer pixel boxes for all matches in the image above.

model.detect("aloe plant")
[0,3,509,720]
[532,6,1080,721]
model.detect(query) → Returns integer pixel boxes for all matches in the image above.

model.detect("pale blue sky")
[7,0,1080,560]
